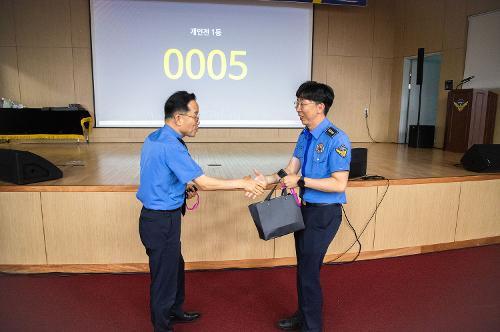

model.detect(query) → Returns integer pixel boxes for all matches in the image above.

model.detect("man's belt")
[301,201,339,207]
[142,206,181,213]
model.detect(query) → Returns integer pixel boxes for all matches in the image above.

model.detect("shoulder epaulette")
[326,127,338,138]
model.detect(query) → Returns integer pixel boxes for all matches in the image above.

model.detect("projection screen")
[90,0,313,128]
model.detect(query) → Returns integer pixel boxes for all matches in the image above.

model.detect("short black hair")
[164,91,196,120]
[296,81,334,115]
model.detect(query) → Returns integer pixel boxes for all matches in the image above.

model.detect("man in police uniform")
[255,81,351,332]
[137,91,265,332]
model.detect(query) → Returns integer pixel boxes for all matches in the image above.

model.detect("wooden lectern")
[443,89,497,153]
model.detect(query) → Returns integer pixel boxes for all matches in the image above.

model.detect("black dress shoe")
[277,315,302,330]
[170,311,201,323]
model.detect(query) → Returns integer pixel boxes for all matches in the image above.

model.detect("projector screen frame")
[89,0,314,129]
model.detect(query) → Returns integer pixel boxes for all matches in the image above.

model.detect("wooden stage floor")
[1,142,499,188]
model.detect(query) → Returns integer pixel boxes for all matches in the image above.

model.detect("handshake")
[242,169,301,199]
[242,169,267,199]
[186,169,302,201]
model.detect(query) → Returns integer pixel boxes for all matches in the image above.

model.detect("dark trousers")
[294,203,342,332]
[139,207,185,332]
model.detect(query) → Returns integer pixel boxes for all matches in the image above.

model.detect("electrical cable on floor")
[365,111,379,143]
[326,176,390,265]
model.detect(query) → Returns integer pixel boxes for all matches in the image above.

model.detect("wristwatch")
[297,176,305,189]
[277,169,287,179]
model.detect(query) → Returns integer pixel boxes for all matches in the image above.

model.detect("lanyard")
[186,191,199,211]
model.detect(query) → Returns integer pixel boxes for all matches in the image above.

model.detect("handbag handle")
[264,184,299,206]
[264,184,288,201]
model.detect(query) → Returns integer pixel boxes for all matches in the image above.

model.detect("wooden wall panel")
[392,0,406,59]
[466,0,500,16]
[373,0,396,58]
[312,55,327,83]
[41,192,146,264]
[373,182,460,250]
[181,191,274,262]
[443,0,467,50]
[455,179,500,241]
[370,57,393,141]
[402,0,446,20]
[327,5,374,57]
[373,15,395,59]
[275,187,379,258]
[17,47,75,106]
[386,0,500,145]
[12,0,496,143]
[387,57,404,142]
[70,0,91,48]
[326,56,372,141]
[0,47,21,102]
[399,0,445,56]
[73,47,94,115]
[0,192,46,264]
[14,0,72,47]
[401,17,444,56]
[313,5,329,57]
[277,128,303,142]
[0,0,16,46]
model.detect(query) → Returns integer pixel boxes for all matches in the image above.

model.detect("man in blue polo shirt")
[137,91,264,332]
[255,81,351,332]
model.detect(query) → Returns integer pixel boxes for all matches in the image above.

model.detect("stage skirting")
[1,142,499,273]
[1,176,499,273]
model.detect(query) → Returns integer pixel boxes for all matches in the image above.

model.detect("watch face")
[277,169,288,178]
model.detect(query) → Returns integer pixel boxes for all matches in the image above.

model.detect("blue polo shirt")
[136,125,204,210]
[293,118,351,204]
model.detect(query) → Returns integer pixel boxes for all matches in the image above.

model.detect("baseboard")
[1,236,499,274]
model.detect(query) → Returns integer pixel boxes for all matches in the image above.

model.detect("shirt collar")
[162,124,182,139]
[306,118,330,139]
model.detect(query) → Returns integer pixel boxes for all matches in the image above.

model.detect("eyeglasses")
[294,100,316,110]
[179,113,200,121]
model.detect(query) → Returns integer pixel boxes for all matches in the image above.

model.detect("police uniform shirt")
[293,118,351,204]
[136,125,203,210]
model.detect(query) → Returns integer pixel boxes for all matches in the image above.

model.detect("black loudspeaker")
[460,144,500,173]
[408,125,434,148]
[0,149,63,184]
[416,48,424,85]
[349,148,367,179]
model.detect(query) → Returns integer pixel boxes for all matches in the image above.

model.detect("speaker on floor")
[460,144,500,173]
[349,148,367,179]
[408,125,435,148]
[0,149,63,184]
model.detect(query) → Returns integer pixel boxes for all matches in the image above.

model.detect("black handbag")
[248,185,305,240]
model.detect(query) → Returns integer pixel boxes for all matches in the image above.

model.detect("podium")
[443,89,497,153]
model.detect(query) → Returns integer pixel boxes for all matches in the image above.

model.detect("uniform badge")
[315,143,325,153]
[326,127,338,138]
[335,144,348,158]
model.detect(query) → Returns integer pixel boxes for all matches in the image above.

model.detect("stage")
[0,142,499,273]
[0,142,497,187]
